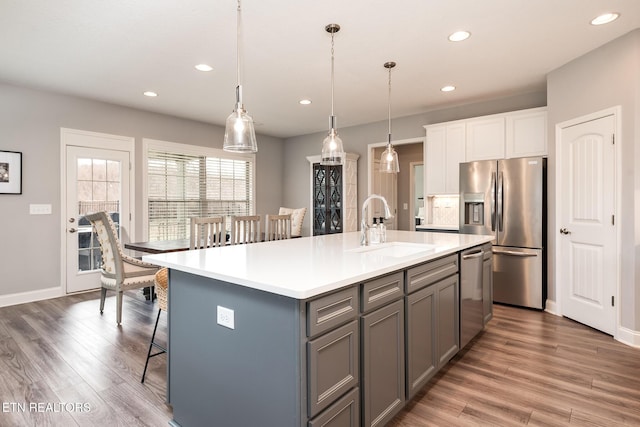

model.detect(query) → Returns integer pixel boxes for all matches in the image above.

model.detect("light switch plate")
[30,204,52,215]
[217,306,235,329]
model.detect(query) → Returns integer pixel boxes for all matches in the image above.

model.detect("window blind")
[147,149,254,241]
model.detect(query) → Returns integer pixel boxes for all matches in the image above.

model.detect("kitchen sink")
[346,241,436,258]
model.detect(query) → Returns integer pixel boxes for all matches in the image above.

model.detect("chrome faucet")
[361,194,393,246]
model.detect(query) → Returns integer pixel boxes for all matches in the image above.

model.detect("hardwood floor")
[390,304,640,426]
[0,290,171,427]
[0,292,639,426]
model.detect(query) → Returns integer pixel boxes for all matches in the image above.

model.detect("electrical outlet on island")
[217,306,235,329]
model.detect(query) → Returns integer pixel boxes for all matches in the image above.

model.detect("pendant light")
[320,23,345,166]
[223,0,258,153]
[380,61,399,173]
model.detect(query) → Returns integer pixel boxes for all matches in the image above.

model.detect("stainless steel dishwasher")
[460,247,484,349]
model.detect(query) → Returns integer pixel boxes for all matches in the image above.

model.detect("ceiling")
[1,1,639,139]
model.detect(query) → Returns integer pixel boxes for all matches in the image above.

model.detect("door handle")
[559,228,571,235]
[462,250,484,260]
[69,228,77,233]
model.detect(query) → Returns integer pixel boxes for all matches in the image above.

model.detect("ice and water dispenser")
[462,194,485,226]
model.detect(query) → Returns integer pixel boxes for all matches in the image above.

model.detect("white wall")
[0,82,284,301]
[547,29,640,333]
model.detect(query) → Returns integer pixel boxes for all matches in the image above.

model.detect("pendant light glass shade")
[224,96,257,152]
[321,24,344,165]
[380,61,399,173]
[321,116,344,165]
[223,0,258,153]
[380,143,399,173]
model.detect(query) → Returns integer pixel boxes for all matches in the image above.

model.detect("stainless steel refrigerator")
[459,157,546,309]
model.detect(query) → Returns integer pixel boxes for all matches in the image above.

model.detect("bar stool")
[141,267,168,383]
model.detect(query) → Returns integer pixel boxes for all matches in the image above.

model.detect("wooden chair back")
[265,214,292,241]
[230,215,261,245]
[190,216,226,249]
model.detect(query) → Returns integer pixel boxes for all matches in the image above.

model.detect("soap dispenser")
[378,217,386,243]
[369,217,380,244]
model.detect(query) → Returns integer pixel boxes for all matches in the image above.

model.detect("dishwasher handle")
[492,249,538,257]
[462,249,484,260]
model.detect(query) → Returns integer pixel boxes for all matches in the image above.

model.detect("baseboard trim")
[0,286,65,308]
[544,299,559,316]
[616,326,640,348]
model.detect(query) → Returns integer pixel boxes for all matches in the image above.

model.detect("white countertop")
[143,231,493,300]
[416,224,459,231]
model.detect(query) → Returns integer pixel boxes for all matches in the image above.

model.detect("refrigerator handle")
[490,171,496,231]
[497,171,504,232]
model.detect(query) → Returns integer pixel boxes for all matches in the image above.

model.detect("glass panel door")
[65,146,130,293]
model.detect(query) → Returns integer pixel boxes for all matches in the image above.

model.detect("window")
[144,140,255,241]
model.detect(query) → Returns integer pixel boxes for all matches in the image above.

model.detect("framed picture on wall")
[0,150,22,194]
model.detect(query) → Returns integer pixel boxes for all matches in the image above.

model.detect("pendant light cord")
[236,0,242,105]
[387,65,392,142]
[330,31,335,117]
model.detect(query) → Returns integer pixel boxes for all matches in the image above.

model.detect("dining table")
[125,234,302,254]
[124,239,191,254]
[124,239,191,300]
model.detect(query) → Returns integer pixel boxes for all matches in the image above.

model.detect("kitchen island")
[144,230,493,427]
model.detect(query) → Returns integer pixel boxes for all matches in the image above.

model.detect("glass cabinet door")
[313,163,342,235]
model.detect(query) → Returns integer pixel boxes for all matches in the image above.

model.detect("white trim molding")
[366,137,425,198]
[544,299,559,316]
[0,286,65,308]
[617,327,640,349]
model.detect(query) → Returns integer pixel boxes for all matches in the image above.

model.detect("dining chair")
[230,215,261,245]
[141,267,168,383]
[265,214,292,241]
[278,207,307,237]
[190,216,226,249]
[85,211,159,325]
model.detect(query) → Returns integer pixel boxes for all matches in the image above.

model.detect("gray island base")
[145,231,494,427]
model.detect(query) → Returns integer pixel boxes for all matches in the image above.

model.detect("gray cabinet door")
[361,299,405,427]
[482,244,493,325]
[436,274,459,367]
[308,320,359,418]
[406,285,436,399]
[308,387,359,427]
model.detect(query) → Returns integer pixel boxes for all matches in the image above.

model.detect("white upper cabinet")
[505,107,547,158]
[427,107,547,168]
[465,116,505,161]
[425,126,445,194]
[425,107,547,196]
[425,122,465,195]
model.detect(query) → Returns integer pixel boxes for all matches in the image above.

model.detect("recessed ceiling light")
[143,91,158,97]
[448,31,470,42]
[441,85,456,92]
[195,64,213,72]
[299,99,312,105]
[591,13,619,25]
